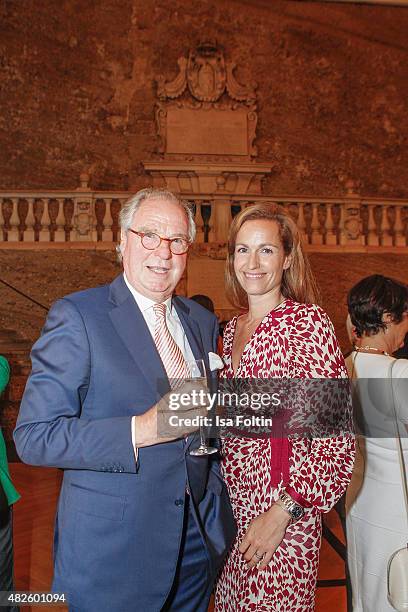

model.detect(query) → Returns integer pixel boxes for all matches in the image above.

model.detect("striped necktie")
[153,303,188,385]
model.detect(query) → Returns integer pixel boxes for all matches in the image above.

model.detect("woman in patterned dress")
[215,203,355,611]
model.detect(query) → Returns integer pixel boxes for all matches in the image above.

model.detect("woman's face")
[233,219,291,300]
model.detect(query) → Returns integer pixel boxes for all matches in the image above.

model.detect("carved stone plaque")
[155,42,258,160]
[166,107,248,156]
[146,42,272,196]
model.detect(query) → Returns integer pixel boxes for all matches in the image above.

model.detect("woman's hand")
[239,503,291,569]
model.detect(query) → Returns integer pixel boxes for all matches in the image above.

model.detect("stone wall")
[1,0,407,197]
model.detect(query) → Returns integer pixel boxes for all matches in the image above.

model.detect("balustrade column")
[213,199,232,242]
[366,205,379,246]
[296,203,308,244]
[380,205,393,246]
[89,198,97,241]
[192,200,204,243]
[54,198,66,242]
[24,198,35,241]
[8,198,20,242]
[0,200,5,240]
[39,199,51,242]
[109,199,122,243]
[311,203,323,245]
[338,206,345,245]
[102,199,114,241]
[394,206,406,247]
[324,203,337,245]
[63,200,74,242]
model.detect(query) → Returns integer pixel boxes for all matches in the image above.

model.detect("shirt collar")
[123,272,173,315]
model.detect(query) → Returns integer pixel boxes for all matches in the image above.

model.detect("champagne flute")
[186,358,218,456]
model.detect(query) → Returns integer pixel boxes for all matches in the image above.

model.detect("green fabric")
[0,356,9,392]
[0,356,20,505]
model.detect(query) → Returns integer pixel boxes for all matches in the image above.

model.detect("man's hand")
[239,504,291,569]
[134,380,209,448]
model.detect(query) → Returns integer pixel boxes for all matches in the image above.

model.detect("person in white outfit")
[345,274,408,612]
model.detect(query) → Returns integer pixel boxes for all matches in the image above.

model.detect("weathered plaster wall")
[1,0,407,196]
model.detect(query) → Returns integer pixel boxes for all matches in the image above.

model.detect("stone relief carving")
[157,57,188,100]
[155,41,258,158]
[225,62,256,104]
[157,41,255,105]
[343,210,361,241]
[187,44,226,102]
[73,200,94,239]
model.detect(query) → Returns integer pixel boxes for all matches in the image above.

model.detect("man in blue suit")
[14,188,236,612]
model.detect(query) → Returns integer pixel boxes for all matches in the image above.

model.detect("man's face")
[120,197,189,302]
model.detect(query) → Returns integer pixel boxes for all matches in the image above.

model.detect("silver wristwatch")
[275,491,305,523]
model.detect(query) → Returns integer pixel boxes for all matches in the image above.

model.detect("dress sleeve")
[285,305,355,513]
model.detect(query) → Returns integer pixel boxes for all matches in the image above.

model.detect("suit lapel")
[108,276,170,399]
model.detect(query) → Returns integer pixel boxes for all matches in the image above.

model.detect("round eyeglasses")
[128,229,191,255]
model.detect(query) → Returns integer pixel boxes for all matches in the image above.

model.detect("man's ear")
[119,230,127,254]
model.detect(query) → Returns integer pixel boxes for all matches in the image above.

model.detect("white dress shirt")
[123,273,195,459]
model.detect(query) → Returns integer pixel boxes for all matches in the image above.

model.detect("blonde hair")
[225,203,320,309]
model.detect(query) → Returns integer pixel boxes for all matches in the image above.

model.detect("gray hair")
[119,187,196,241]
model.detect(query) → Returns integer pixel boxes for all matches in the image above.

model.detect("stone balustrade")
[0,188,127,243]
[0,187,407,249]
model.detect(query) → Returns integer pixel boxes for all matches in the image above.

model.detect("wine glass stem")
[199,426,207,448]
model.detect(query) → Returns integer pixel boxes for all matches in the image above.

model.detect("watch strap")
[276,491,305,523]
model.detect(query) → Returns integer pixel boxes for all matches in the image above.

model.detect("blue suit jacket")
[14,275,236,611]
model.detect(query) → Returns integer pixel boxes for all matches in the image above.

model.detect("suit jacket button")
[174,498,184,507]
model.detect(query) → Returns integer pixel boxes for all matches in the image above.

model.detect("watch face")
[291,505,304,520]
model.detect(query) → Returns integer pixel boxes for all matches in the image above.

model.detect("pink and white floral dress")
[215,299,355,612]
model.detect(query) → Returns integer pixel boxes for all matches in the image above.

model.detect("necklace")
[354,346,390,357]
